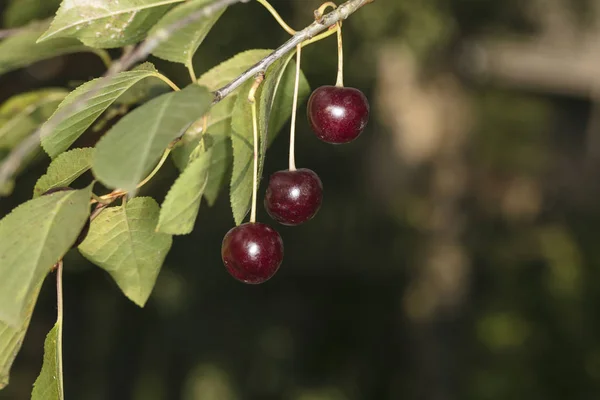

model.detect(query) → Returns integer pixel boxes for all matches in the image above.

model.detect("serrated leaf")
[38,0,184,48]
[151,0,226,66]
[31,266,64,400]
[3,0,62,28]
[93,84,212,192]
[0,21,100,77]
[258,53,310,178]
[41,63,167,158]
[31,322,63,400]
[0,185,92,327]
[228,51,310,225]
[78,197,172,307]
[33,148,94,197]
[170,50,271,206]
[0,89,67,150]
[229,79,257,225]
[157,148,212,235]
[0,280,44,390]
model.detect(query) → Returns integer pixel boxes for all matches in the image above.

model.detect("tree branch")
[0,0,373,191]
[214,0,373,102]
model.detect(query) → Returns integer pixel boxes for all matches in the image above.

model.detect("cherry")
[221,222,284,284]
[307,85,369,144]
[42,186,90,247]
[264,168,323,226]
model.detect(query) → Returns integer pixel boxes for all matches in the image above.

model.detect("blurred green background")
[3,0,600,398]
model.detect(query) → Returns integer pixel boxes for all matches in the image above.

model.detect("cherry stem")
[257,0,297,35]
[187,63,197,83]
[289,44,302,171]
[335,22,344,87]
[136,147,172,189]
[154,71,181,91]
[248,75,264,223]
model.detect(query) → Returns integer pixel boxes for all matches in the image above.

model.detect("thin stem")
[257,0,297,35]
[289,44,302,171]
[335,22,344,87]
[301,25,337,48]
[153,72,181,91]
[315,2,338,18]
[55,260,65,399]
[248,75,264,223]
[187,62,197,83]
[136,147,172,189]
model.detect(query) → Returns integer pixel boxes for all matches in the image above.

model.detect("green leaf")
[170,50,271,206]
[31,322,63,400]
[171,98,234,206]
[197,49,272,90]
[93,84,212,192]
[0,281,44,389]
[41,63,167,158]
[0,89,67,151]
[3,0,62,28]
[150,0,226,67]
[78,197,172,307]
[0,185,92,327]
[0,21,99,77]
[38,0,184,48]
[258,53,310,177]
[158,147,212,235]
[33,148,94,197]
[228,51,310,225]
[229,79,257,225]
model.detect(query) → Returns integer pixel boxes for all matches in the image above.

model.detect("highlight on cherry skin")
[307,85,370,144]
[264,168,323,226]
[221,222,284,284]
[42,186,90,248]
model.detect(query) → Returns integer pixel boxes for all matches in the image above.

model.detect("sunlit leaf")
[229,79,257,225]
[170,50,271,207]
[31,322,63,400]
[0,185,92,327]
[3,0,61,28]
[93,84,212,192]
[0,280,44,389]
[31,269,64,400]
[158,147,212,235]
[78,197,172,307]
[228,50,310,225]
[41,63,167,158]
[38,0,184,48]
[151,0,226,67]
[33,148,94,197]
[0,21,100,77]
[197,49,272,91]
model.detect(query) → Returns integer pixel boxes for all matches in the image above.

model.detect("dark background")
[2,0,600,399]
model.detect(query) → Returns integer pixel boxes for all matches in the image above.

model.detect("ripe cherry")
[307,85,369,144]
[264,168,323,226]
[221,222,284,284]
[42,186,90,247]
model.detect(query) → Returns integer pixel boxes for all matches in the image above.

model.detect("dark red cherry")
[264,168,323,226]
[307,85,369,144]
[221,222,284,284]
[42,186,90,247]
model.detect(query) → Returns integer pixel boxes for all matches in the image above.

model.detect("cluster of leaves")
[0,0,310,396]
